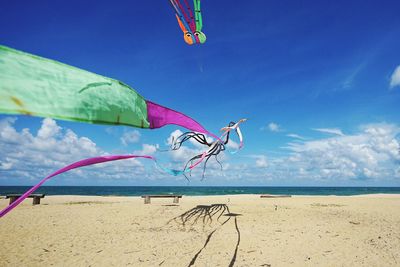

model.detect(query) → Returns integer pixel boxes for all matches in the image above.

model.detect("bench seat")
[6,194,46,205]
[141,195,182,204]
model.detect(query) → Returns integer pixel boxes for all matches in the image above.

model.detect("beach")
[1,194,399,266]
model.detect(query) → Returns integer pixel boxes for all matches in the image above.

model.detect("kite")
[0,45,246,217]
[0,45,214,137]
[170,119,247,178]
[169,0,206,45]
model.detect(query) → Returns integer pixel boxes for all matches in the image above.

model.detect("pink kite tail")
[146,100,219,140]
[0,155,154,218]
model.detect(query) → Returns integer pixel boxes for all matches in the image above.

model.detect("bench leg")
[33,197,41,205]
[144,196,151,204]
[173,196,179,203]
[9,196,18,205]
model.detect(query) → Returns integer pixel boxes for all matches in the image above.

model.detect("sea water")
[1,186,400,196]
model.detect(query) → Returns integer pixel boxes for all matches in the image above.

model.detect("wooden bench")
[6,194,45,205]
[141,195,182,204]
[260,194,291,198]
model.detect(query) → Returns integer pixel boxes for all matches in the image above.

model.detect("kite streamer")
[0,155,153,218]
[0,45,215,138]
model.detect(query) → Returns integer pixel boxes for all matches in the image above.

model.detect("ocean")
[1,186,400,196]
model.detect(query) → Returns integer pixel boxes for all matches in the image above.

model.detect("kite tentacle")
[171,132,213,151]
[193,0,203,31]
[215,155,223,171]
[172,119,247,178]
[183,0,196,31]
[169,0,196,44]
[175,0,195,32]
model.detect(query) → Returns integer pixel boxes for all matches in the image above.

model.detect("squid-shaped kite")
[171,119,247,179]
[169,0,206,45]
[0,45,245,217]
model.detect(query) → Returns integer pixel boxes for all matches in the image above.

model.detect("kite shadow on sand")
[167,204,241,267]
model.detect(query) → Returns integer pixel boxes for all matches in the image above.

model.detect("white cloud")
[37,118,61,139]
[226,139,240,150]
[284,123,400,181]
[286,133,306,140]
[261,122,282,132]
[120,130,141,146]
[164,130,203,165]
[0,118,147,184]
[0,160,13,170]
[105,127,118,136]
[246,155,268,168]
[389,65,400,89]
[313,128,344,136]
[255,155,268,168]
[234,123,400,185]
[166,129,184,146]
[133,144,158,156]
[268,122,281,132]
[340,61,368,90]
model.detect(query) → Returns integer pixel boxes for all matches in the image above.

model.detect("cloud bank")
[281,123,400,182]
[0,118,399,185]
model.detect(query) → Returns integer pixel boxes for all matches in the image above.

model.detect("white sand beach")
[1,194,400,266]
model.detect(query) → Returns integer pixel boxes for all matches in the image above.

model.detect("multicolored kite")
[0,45,245,217]
[169,0,206,45]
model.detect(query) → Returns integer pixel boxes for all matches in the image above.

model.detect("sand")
[1,194,399,266]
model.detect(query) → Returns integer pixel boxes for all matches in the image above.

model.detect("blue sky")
[1,0,399,186]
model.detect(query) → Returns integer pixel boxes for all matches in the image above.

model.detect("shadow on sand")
[168,204,241,267]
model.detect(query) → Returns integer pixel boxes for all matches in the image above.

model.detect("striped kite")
[169,0,206,45]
